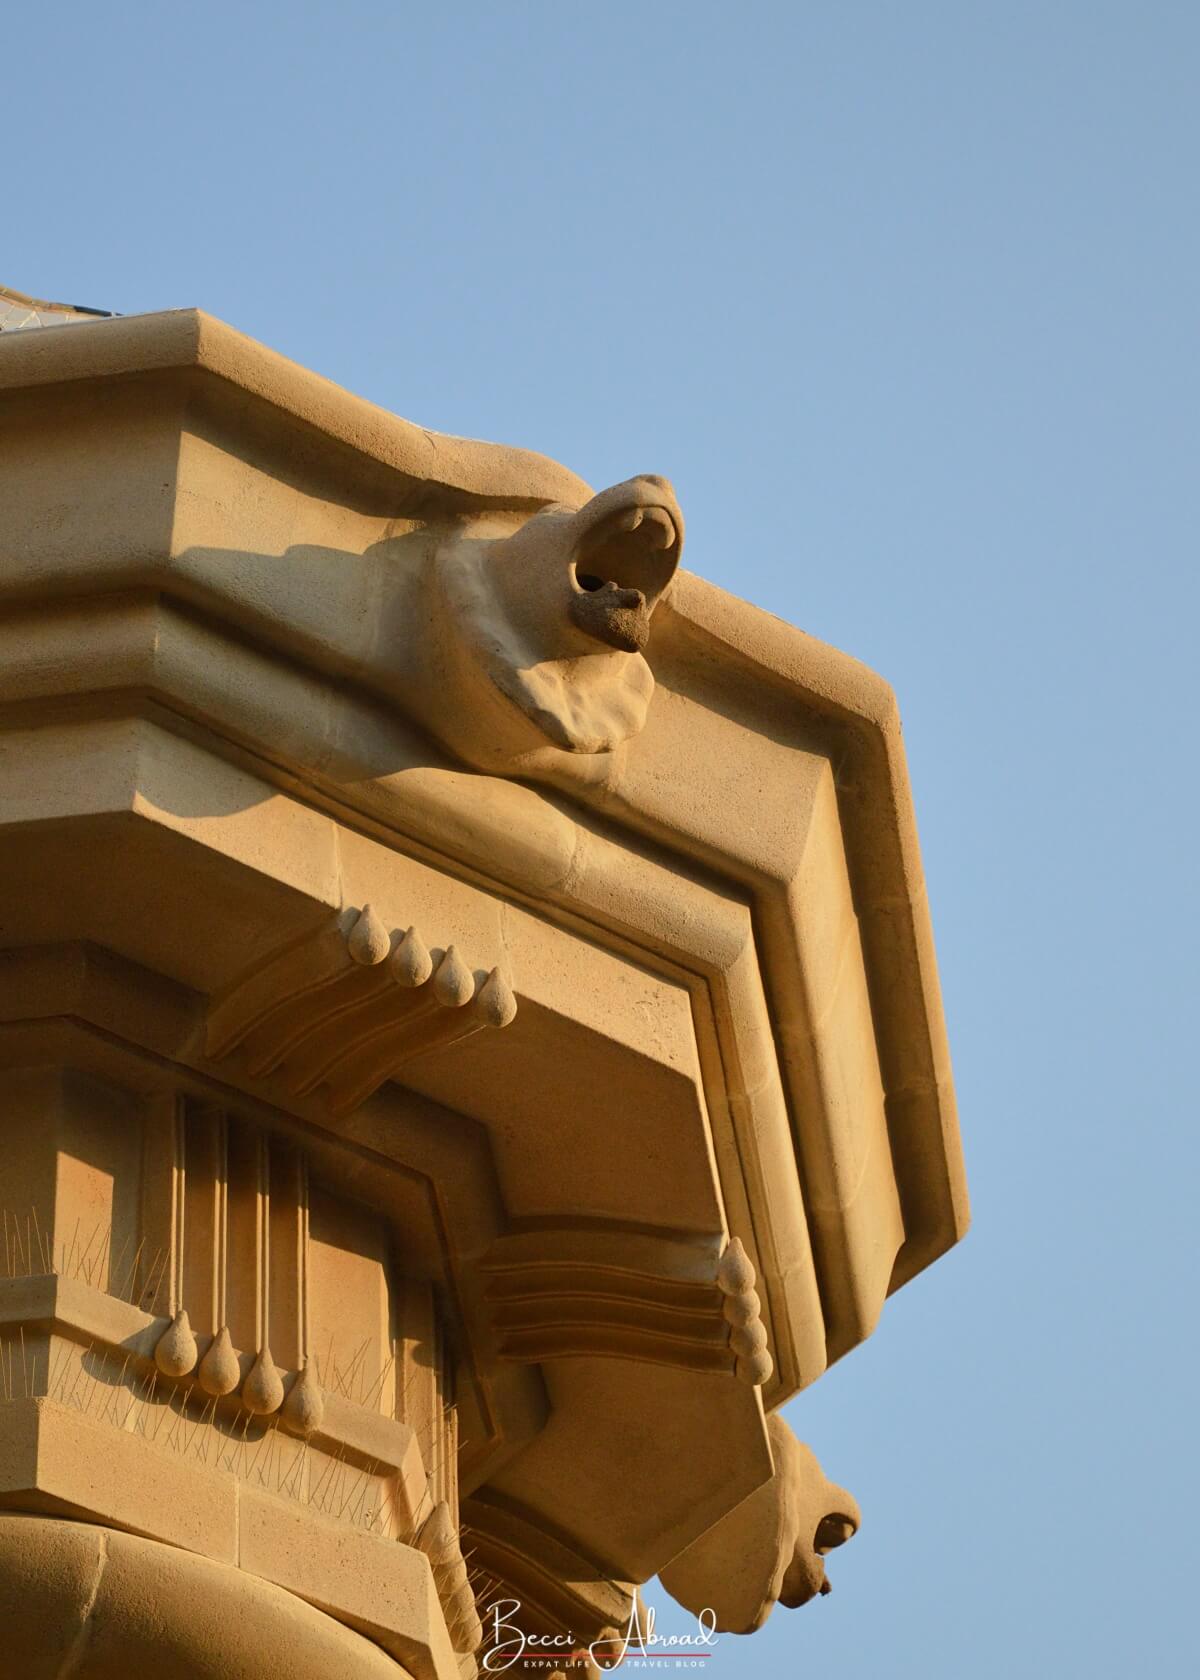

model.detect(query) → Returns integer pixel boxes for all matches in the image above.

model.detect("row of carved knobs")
[717,1238,773,1386]
[154,1309,325,1433]
[347,905,517,1027]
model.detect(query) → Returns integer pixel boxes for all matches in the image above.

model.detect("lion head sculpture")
[398,475,683,776]
[659,1414,860,1632]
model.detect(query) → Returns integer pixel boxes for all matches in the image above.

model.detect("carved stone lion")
[393,475,683,776]
[659,1414,860,1632]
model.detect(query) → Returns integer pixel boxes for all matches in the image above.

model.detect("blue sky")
[7,3,1197,1673]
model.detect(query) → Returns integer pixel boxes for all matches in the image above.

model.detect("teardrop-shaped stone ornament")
[390,926,433,989]
[721,1286,761,1327]
[717,1237,756,1296]
[281,1362,325,1435]
[476,968,518,1029]
[736,1348,774,1386]
[154,1309,198,1379]
[347,904,390,966]
[197,1325,241,1397]
[242,1346,285,1415]
[433,946,475,1008]
[731,1318,769,1359]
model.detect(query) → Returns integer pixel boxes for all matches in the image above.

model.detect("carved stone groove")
[483,1230,772,1385]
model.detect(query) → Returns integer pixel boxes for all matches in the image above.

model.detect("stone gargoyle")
[392,475,683,776]
[659,1413,860,1631]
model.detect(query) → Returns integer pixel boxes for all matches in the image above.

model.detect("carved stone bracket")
[460,1491,639,1661]
[482,1230,772,1387]
[206,907,518,1115]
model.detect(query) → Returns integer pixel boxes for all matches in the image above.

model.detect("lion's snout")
[425,472,683,767]
[565,475,683,652]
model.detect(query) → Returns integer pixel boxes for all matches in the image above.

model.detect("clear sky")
[7,3,1197,1674]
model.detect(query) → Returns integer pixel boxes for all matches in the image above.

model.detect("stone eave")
[659,575,969,1293]
[0,306,592,514]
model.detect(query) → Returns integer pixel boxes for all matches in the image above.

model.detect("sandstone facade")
[0,304,967,1677]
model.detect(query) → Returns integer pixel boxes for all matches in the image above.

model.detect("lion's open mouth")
[569,499,680,653]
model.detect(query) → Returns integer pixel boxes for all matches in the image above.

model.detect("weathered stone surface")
[0,1513,424,1678]
[0,304,967,1672]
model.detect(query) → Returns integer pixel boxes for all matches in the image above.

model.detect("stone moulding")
[482,1230,772,1386]
[0,304,591,513]
[0,1271,426,1504]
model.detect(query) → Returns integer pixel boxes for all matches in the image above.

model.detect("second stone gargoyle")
[659,1413,860,1631]
[392,475,684,774]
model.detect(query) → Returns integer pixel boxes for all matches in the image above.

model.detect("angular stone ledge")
[240,1484,461,1680]
[0,1512,420,1680]
[0,1273,426,1495]
[0,1398,459,1680]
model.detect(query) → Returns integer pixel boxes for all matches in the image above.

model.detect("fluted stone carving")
[206,908,518,1115]
[483,1230,772,1385]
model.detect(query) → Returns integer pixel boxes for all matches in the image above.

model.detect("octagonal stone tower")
[0,304,967,1678]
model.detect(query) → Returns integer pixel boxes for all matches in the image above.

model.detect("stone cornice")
[0,307,591,513]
